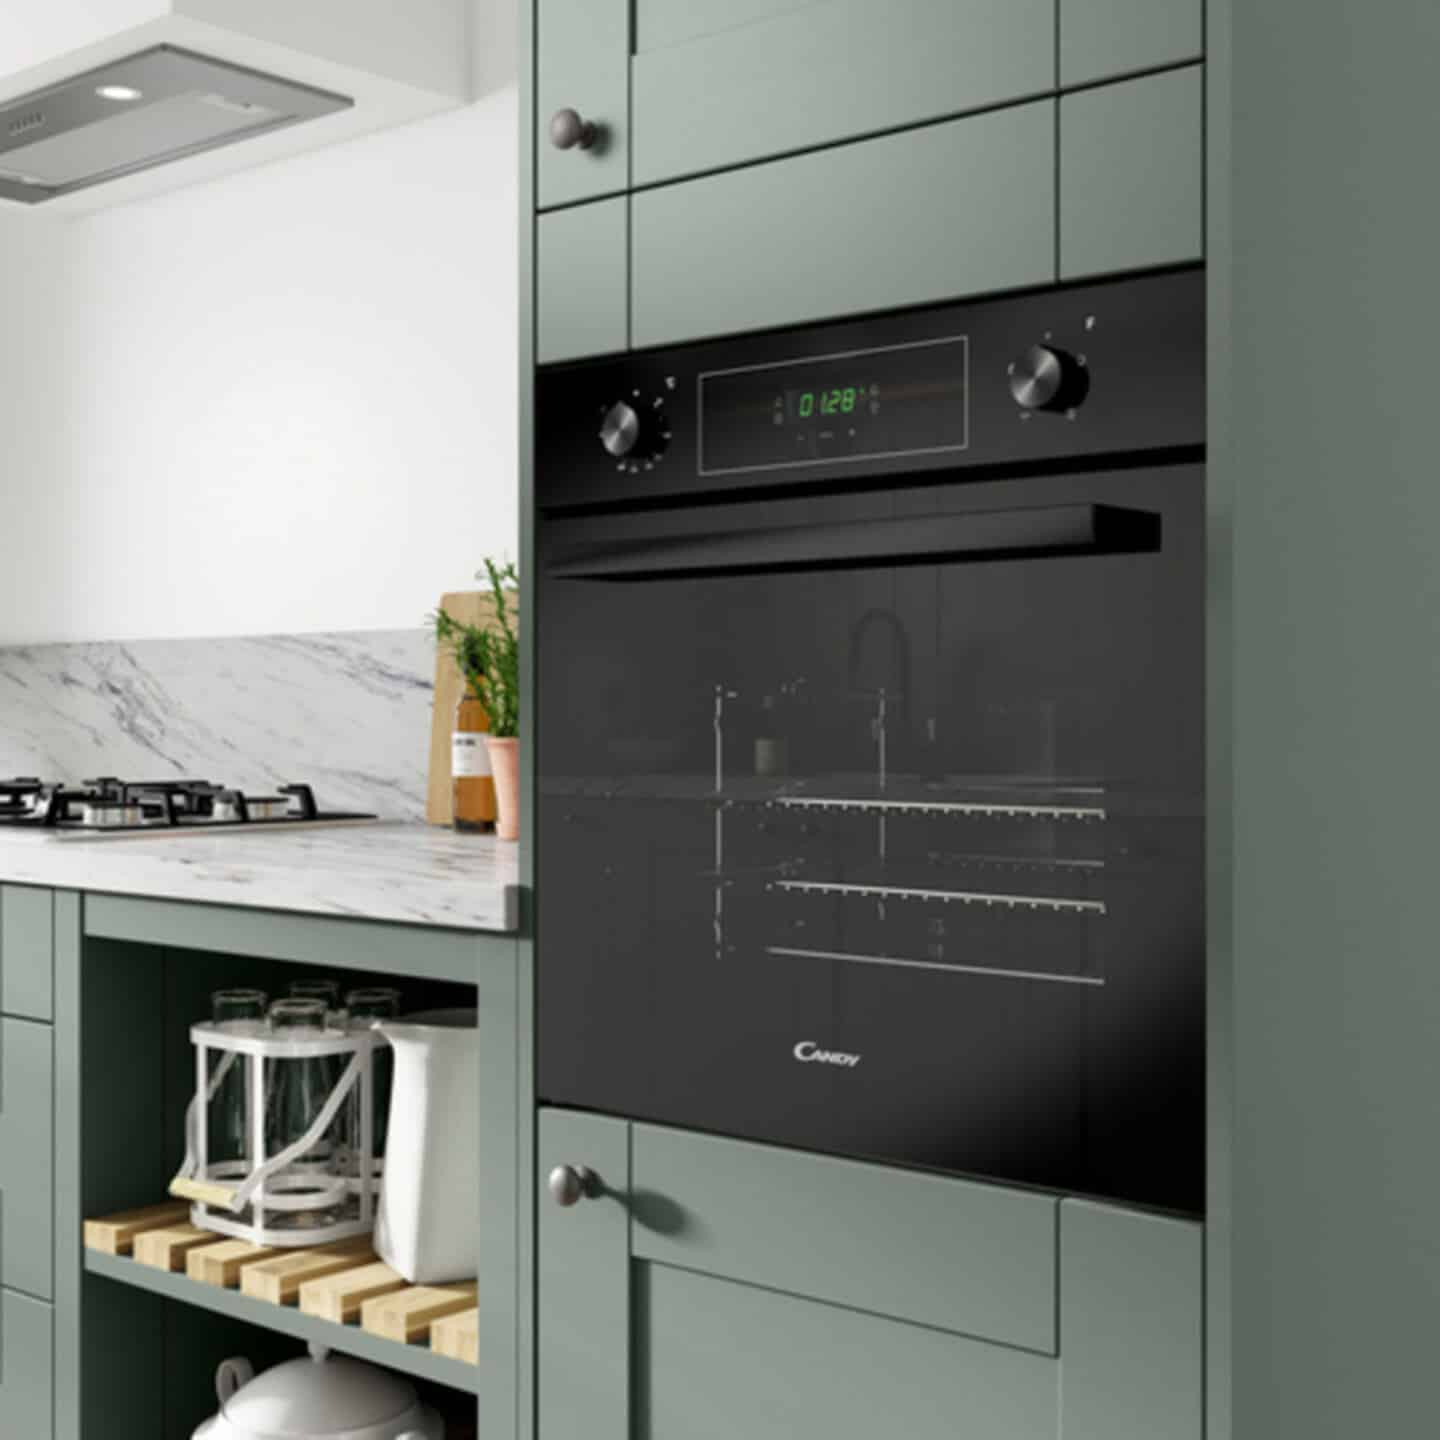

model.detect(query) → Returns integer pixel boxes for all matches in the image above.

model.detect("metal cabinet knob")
[550,108,598,151]
[549,1164,600,1207]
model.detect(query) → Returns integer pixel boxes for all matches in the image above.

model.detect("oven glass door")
[537,466,1203,1214]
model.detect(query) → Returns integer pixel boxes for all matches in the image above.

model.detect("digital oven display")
[698,335,970,476]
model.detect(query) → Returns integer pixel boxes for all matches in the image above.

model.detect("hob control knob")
[1009,345,1090,413]
[599,397,670,463]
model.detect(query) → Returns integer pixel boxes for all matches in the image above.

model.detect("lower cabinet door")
[641,1264,1055,1440]
[0,1018,55,1301]
[538,1110,1204,1440]
[1,885,55,1022]
[0,1288,54,1435]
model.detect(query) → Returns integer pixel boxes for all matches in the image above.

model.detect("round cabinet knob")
[549,1164,600,1207]
[599,398,671,464]
[1009,345,1090,413]
[550,108,598,151]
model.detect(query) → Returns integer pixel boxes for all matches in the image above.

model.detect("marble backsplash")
[0,630,437,820]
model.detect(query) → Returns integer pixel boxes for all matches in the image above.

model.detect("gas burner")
[0,777,373,834]
[0,777,49,820]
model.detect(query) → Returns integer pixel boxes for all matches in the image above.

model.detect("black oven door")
[536,465,1203,1214]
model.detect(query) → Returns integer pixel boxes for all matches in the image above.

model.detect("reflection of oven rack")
[926,850,1104,873]
[765,945,1106,988]
[771,878,1106,915]
[772,795,1107,822]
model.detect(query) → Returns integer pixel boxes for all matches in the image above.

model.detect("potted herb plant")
[433,558,520,840]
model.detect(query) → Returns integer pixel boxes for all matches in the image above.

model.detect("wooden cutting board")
[426,589,521,825]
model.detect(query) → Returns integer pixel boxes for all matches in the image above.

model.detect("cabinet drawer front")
[642,1263,1058,1440]
[537,0,630,209]
[632,1125,1058,1353]
[1,886,53,1022]
[0,1019,55,1301]
[632,0,1055,187]
[0,1288,53,1434]
[1061,0,1203,87]
[1060,66,1204,280]
[633,102,1056,350]
[537,197,629,364]
[1060,1201,1203,1440]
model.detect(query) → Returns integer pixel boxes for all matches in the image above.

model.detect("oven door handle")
[550,503,1161,581]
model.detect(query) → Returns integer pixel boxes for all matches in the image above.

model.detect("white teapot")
[194,1344,443,1440]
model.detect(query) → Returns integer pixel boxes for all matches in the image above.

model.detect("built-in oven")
[535,268,1205,1215]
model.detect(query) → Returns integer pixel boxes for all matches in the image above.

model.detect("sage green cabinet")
[1060,0,1203,86]
[0,1287,53,1435]
[538,1109,1205,1440]
[631,0,1054,188]
[0,1019,55,1302]
[536,0,630,209]
[635,0,817,51]
[632,100,1056,348]
[537,197,629,363]
[2,885,54,1022]
[642,1264,1057,1440]
[1060,1200,1204,1440]
[631,1123,1057,1353]
[537,1110,631,1440]
[1060,66,1204,280]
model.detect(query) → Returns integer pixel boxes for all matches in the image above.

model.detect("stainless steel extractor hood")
[0,46,352,205]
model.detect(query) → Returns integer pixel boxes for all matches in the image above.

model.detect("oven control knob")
[599,397,670,463]
[1009,345,1090,413]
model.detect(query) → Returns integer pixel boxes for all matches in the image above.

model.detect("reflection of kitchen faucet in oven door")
[848,608,911,793]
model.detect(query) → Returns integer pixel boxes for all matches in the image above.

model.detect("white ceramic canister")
[374,1009,479,1284]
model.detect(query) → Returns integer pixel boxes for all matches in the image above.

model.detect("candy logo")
[793,1041,862,1068]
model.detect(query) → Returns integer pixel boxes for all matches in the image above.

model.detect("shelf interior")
[84,1248,481,1395]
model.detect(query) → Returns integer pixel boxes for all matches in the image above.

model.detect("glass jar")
[208,988,267,1171]
[344,986,402,1181]
[265,998,344,1227]
[288,978,343,1025]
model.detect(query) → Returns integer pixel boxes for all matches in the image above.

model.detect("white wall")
[0,0,165,79]
[0,4,517,644]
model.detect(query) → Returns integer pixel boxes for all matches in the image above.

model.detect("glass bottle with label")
[453,692,497,832]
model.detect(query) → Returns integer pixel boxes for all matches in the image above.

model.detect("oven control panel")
[598,390,673,472]
[538,267,1202,512]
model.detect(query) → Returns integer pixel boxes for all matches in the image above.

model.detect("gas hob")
[0,777,375,835]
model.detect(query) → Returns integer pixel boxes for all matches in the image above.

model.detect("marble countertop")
[0,823,520,931]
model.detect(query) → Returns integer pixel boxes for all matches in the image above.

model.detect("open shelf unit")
[58,893,528,1440]
[86,1249,480,1395]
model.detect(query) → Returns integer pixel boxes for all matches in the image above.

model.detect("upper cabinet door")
[1060,66,1203,280]
[631,0,1055,188]
[632,101,1056,348]
[537,0,632,209]
[1060,0,1203,86]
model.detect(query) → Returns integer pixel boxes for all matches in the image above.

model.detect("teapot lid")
[220,1348,422,1439]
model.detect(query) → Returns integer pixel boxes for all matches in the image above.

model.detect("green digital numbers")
[795,385,864,421]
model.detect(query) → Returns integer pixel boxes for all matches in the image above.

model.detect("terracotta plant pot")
[484,736,520,841]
